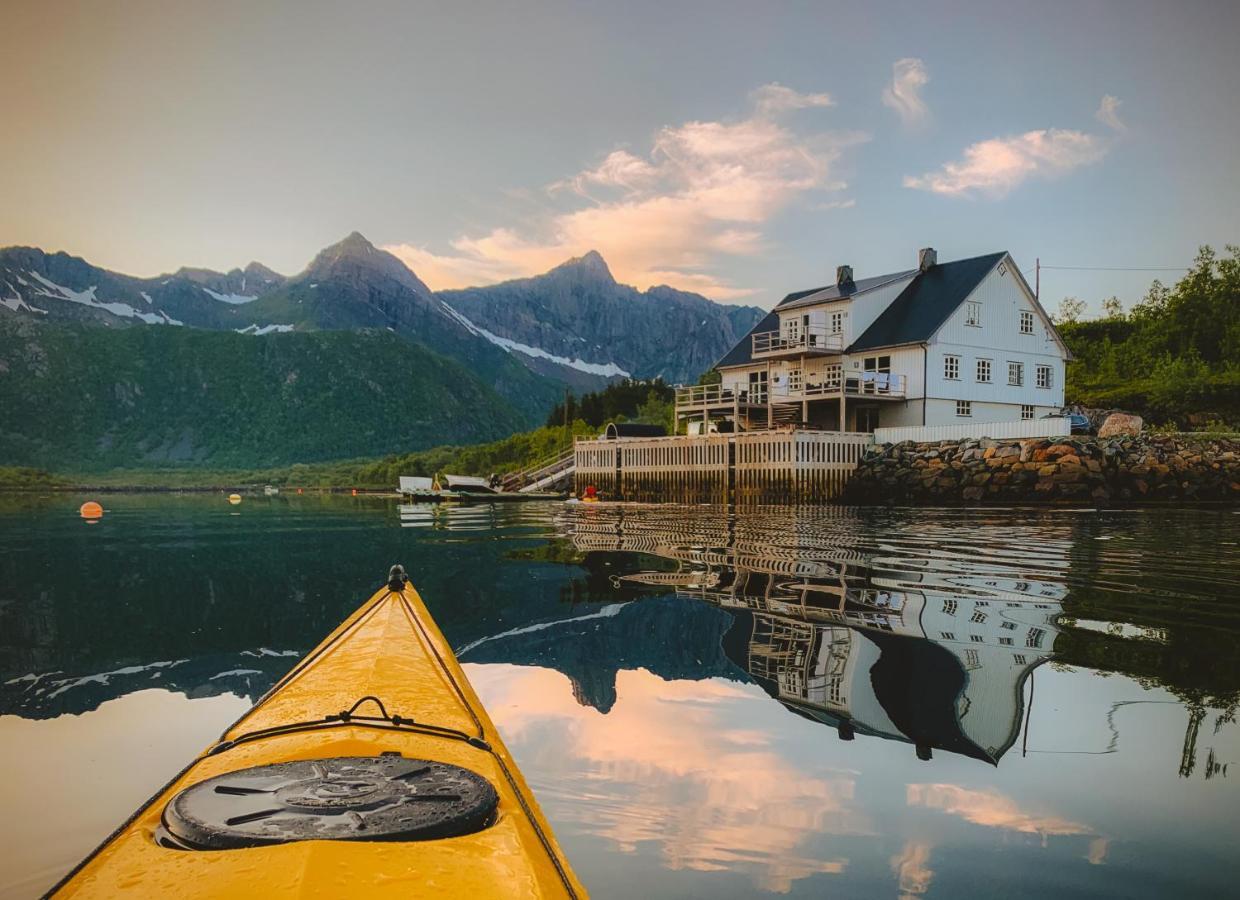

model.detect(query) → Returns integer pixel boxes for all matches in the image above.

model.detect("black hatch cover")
[160,756,498,849]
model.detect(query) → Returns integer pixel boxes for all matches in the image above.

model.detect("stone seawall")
[843,434,1240,504]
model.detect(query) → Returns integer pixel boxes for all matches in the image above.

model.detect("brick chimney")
[836,265,854,290]
[918,247,937,271]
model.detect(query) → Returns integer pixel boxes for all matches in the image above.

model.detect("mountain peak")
[551,249,614,283]
[301,231,432,296]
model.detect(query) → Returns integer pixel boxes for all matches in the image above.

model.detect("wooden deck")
[574,430,872,503]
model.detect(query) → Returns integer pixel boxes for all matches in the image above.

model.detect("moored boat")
[49,566,584,898]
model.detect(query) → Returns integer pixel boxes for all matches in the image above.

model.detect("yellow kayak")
[50,566,585,898]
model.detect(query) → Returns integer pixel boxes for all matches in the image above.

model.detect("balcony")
[675,383,767,413]
[676,374,907,421]
[774,371,907,401]
[752,326,844,360]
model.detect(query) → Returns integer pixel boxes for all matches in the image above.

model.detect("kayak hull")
[51,581,584,899]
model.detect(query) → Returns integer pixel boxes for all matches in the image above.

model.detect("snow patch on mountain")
[440,301,630,378]
[3,282,48,315]
[201,286,258,304]
[27,271,181,325]
[236,323,295,335]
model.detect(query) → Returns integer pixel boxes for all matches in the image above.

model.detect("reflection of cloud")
[385,85,862,301]
[891,840,934,897]
[907,784,1092,840]
[903,129,1107,198]
[1087,836,1111,865]
[468,664,866,893]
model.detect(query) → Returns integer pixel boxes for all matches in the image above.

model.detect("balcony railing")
[752,326,844,358]
[675,383,766,409]
[676,373,906,415]
[774,371,907,400]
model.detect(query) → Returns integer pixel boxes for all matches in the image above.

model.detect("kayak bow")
[50,566,585,898]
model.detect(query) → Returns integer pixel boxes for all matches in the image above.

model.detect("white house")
[678,249,1070,433]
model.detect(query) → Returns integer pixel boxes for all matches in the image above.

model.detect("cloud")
[466,664,866,893]
[882,58,930,127]
[384,84,861,301]
[907,784,1093,839]
[751,82,834,115]
[1095,94,1126,132]
[903,128,1108,198]
[891,840,934,898]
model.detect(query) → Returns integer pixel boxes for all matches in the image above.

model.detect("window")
[999,637,1014,646]
[941,631,955,640]
[942,599,957,616]
[964,649,981,669]
[1026,627,1046,649]
[1036,365,1053,389]
[1013,654,1027,665]
[970,610,987,624]
[944,355,960,380]
[1008,361,1024,386]
[970,634,984,643]
[1020,310,1034,335]
[829,311,846,334]
[965,301,982,326]
[956,400,972,417]
[976,359,992,383]
[1001,620,1017,630]
[1021,404,1035,420]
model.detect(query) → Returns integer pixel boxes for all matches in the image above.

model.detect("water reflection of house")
[565,506,1063,765]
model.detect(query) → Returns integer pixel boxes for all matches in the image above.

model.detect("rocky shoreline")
[843,434,1240,504]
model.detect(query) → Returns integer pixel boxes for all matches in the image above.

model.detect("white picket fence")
[873,417,1071,445]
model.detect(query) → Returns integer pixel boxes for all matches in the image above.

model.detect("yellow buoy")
[228,493,242,505]
[79,501,103,520]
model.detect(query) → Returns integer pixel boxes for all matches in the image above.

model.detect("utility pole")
[1035,257,1040,301]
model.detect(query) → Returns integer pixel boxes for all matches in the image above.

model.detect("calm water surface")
[1,495,1238,897]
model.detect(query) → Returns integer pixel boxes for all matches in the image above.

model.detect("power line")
[1038,265,1189,272]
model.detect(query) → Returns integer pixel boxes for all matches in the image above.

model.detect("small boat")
[263,484,280,496]
[397,475,459,503]
[439,473,565,503]
[50,566,584,898]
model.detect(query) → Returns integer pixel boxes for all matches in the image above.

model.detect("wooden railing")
[773,371,907,400]
[675,383,764,410]
[752,326,844,358]
[574,430,873,502]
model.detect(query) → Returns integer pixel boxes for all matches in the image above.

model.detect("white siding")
[924,399,1061,427]
[840,345,925,398]
[874,415,1071,444]
[926,259,1066,420]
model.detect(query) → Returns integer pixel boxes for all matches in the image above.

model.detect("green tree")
[1056,296,1087,323]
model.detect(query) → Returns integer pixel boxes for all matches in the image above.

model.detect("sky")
[2,0,1238,312]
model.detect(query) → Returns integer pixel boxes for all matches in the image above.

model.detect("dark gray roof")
[714,252,1008,369]
[776,270,917,310]
[847,252,1005,353]
[715,309,778,369]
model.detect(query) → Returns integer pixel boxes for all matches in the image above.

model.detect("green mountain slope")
[0,318,529,470]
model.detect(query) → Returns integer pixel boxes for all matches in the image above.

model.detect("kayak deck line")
[48,566,585,899]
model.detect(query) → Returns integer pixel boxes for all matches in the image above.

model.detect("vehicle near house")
[675,248,1070,435]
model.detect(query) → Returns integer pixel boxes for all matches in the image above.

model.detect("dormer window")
[965,302,982,327]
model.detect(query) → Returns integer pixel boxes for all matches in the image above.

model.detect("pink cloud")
[466,664,868,893]
[384,85,862,301]
[903,128,1108,198]
[906,783,1093,839]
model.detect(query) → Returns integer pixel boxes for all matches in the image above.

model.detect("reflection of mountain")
[0,649,299,719]
[458,597,748,712]
[562,505,1064,765]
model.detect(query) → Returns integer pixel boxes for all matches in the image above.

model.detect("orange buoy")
[297,488,303,495]
[228,493,242,505]
[352,489,358,496]
[79,501,103,520]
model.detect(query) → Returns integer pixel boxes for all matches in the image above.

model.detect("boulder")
[1098,413,1143,438]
